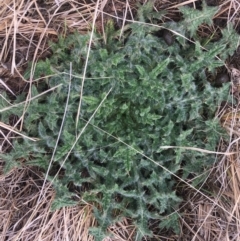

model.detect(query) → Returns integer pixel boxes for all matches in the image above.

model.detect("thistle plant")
[0,2,238,240]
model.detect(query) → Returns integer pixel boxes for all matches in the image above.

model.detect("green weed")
[0,2,238,240]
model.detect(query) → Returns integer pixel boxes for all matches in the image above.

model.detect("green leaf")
[149,58,170,79]
[159,212,180,234]
[179,2,218,37]
[83,96,99,105]
[135,65,147,78]
[0,154,21,174]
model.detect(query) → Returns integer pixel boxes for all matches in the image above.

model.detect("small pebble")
[162,30,174,46]
[215,73,229,86]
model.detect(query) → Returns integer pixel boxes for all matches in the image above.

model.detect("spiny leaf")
[179,1,218,37]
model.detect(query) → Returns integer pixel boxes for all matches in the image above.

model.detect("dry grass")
[0,165,97,241]
[0,0,96,70]
[0,164,136,241]
[1,0,240,240]
[178,139,240,241]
